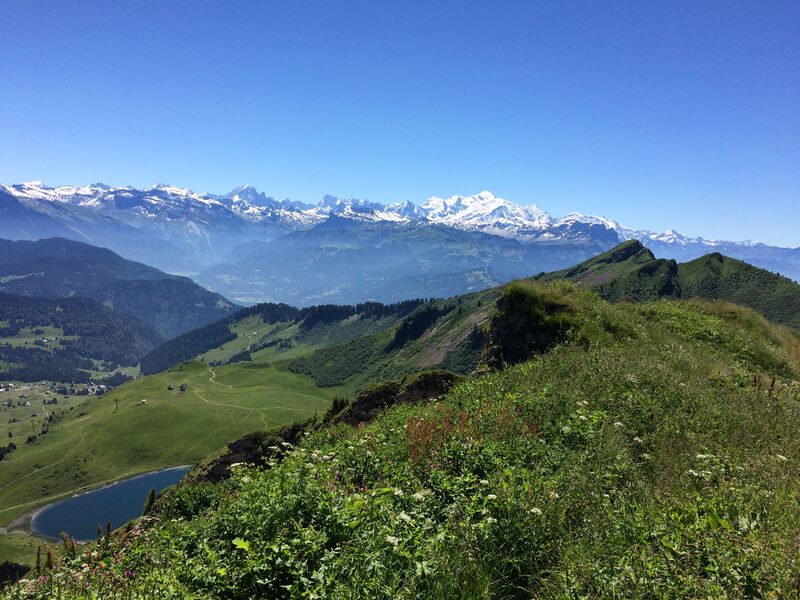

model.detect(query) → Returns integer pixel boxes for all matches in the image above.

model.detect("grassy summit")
[538,240,800,328]
[679,252,800,329]
[7,282,799,598]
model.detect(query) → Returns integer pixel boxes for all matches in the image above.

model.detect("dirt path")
[208,367,232,388]
[193,388,269,429]
[245,331,259,351]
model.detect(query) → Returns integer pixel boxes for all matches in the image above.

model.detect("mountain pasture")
[0,360,345,529]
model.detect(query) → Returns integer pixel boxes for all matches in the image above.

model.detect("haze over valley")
[3,182,798,306]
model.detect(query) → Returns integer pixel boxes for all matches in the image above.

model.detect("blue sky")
[1,1,798,246]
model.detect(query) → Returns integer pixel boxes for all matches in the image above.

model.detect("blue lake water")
[30,465,192,542]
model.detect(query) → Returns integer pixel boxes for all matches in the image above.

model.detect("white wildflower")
[386,535,399,546]
[613,421,623,428]
[487,494,497,500]
[399,511,412,523]
[530,507,542,515]
[394,488,404,496]
[479,479,489,485]
[776,454,788,462]
[548,491,559,500]
[486,517,497,524]
[579,415,588,421]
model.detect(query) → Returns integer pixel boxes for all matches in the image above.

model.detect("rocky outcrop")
[0,561,29,586]
[334,371,458,426]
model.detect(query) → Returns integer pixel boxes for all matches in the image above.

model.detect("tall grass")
[6,289,800,599]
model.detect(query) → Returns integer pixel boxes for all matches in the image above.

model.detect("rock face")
[189,424,308,484]
[335,371,459,426]
[0,561,29,585]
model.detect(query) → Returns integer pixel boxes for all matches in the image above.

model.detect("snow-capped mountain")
[0,181,677,243]
[309,195,409,223]
[414,191,552,236]
[1,181,797,292]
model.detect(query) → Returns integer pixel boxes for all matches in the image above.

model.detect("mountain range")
[2,182,798,305]
[0,238,237,339]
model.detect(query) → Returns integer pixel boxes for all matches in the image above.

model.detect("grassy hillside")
[140,299,428,375]
[7,282,799,598]
[0,359,349,530]
[539,240,800,328]
[287,291,495,388]
[679,252,800,329]
[0,299,459,539]
[0,238,237,339]
[0,292,160,383]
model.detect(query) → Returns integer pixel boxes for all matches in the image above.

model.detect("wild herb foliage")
[8,291,800,599]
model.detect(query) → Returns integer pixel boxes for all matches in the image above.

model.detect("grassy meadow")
[0,534,44,567]
[0,353,349,533]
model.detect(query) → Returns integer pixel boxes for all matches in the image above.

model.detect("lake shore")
[0,465,192,540]
[0,507,44,536]
[29,465,192,542]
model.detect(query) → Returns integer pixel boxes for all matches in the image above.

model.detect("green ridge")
[7,283,799,598]
[539,240,800,328]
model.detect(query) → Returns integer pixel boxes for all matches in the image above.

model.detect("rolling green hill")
[0,290,495,545]
[139,299,430,375]
[0,359,347,530]
[0,292,160,383]
[678,252,800,329]
[2,246,800,593]
[0,238,238,339]
[537,240,681,302]
[538,240,800,328]
[7,281,799,598]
